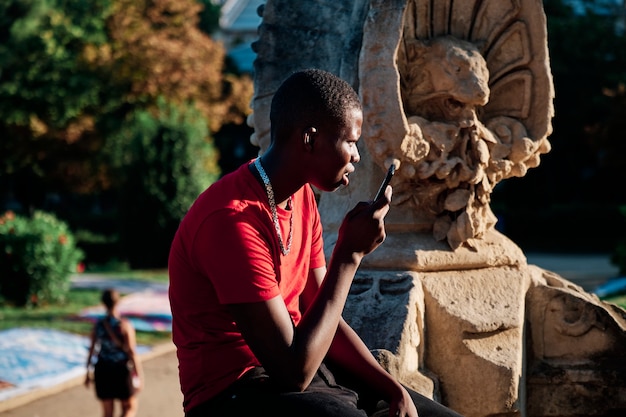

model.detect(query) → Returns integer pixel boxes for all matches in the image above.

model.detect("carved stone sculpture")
[360,0,553,250]
[248,1,626,416]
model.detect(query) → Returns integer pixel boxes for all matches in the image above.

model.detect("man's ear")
[303,127,317,151]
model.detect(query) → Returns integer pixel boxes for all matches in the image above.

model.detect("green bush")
[0,210,84,307]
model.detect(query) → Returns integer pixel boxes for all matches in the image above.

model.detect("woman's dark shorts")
[94,360,134,400]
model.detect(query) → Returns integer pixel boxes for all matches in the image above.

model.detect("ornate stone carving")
[359,0,554,249]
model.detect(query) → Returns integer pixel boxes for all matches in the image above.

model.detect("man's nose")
[352,148,361,164]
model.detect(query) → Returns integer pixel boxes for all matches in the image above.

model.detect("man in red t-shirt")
[168,69,464,417]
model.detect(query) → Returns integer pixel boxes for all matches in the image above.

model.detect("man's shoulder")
[204,163,250,194]
[193,164,256,211]
[183,167,263,231]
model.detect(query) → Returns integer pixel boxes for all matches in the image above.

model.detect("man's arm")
[229,197,390,392]
[228,235,366,391]
[305,266,419,417]
[304,267,401,397]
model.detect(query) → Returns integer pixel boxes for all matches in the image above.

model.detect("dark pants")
[186,364,464,417]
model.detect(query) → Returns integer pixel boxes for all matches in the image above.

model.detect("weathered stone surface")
[342,270,435,397]
[421,267,528,417]
[525,266,626,417]
[333,228,526,271]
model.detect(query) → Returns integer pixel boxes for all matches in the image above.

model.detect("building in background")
[216,0,263,74]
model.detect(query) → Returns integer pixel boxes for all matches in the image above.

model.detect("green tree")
[96,0,251,267]
[0,0,254,269]
[0,0,252,198]
[0,0,119,198]
[104,0,252,134]
[107,97,219,268]
[197,0,222,35]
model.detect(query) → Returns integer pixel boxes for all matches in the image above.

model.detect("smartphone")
[373,163,395,202]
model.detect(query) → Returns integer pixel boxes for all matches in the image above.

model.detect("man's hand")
[388,385,419,417]
[336,185,392,256]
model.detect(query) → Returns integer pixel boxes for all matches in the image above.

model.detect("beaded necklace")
[254,158,293,256]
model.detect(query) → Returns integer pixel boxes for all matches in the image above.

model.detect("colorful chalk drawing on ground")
[71,275,172,332]
[0,328,89,401]
[78,289,172,332]
[0,328,151,402]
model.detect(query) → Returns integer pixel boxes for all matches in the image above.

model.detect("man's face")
[310,107,362,192]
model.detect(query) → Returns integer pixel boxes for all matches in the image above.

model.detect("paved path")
[0,345,183,417]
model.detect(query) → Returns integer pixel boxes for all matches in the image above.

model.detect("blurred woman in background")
[85,288,143,417]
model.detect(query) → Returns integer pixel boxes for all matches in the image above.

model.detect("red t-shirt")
[168,161,326,412]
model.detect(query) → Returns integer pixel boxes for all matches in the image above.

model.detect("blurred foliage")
[493,0,626,253]
[102,0,252,133]
[74,228,122,267]
[0,0,253,268]
[0,0,251,196]
[0,288,103,335]
[0,0,112,129]
[196,0,222,36]
[106,97,218,268]
[0,210,84,307]
[0,0,118,193]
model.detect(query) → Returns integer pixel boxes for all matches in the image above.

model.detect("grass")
[82,268,170,283]
[604,294,626,311]
[0,270,172,346]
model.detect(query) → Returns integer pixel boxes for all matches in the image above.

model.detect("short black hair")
[101,288,120,310]
[270,69,361,143]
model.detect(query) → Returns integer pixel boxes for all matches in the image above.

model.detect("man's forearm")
[327,318,401,399]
